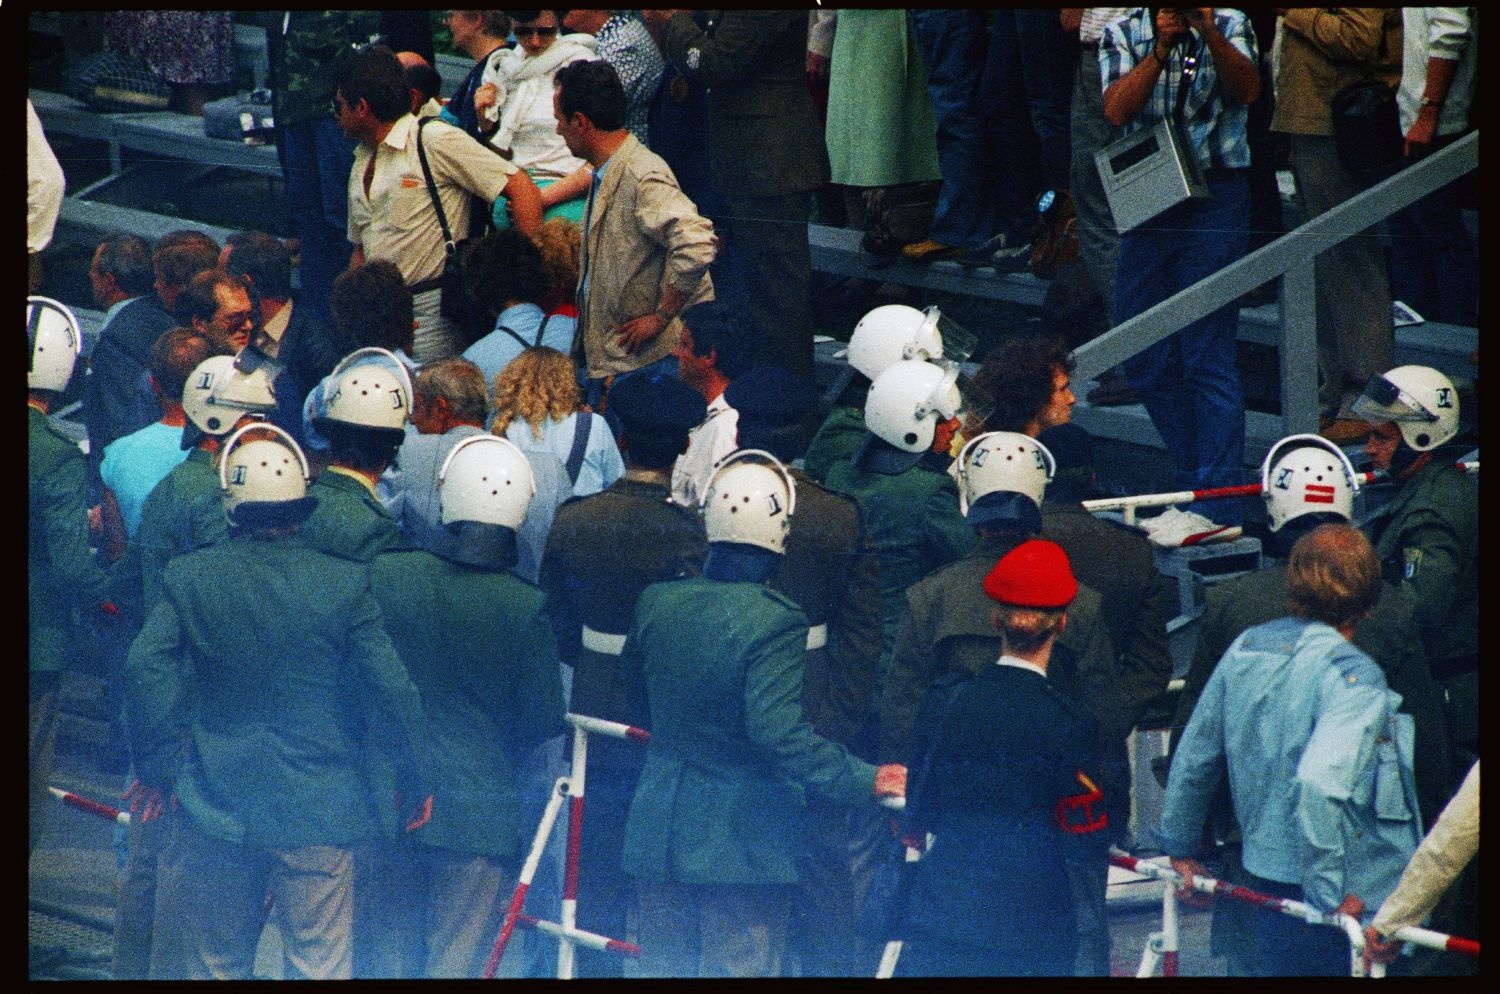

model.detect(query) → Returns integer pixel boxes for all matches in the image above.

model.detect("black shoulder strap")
[533,312,552,347]
[901,679,968,836]
[414,117,456,258]
[565,410,592,486]
[496,325,530,350]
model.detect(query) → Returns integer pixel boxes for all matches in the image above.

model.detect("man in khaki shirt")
[334,45,542,363]
[553,60,716,394]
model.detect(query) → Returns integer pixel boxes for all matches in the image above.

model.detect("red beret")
[983,539,1078,608]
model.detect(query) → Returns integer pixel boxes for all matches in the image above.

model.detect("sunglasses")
[514,25,558,39]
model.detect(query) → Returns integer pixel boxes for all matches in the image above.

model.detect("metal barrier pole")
[484,775,569,978]
[48,785,130,826]
[556,724,589,980]
[515,914,642,959]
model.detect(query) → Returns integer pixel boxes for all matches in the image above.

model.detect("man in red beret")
[893,538,1112,976]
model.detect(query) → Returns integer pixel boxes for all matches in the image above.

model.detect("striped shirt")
[1099,8,1256,172]
[1080,8,1131,46]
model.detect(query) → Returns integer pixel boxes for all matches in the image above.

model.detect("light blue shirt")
[579,156,610,302]
[1160,616,1422,917]
[100,420,190,536]
[504,411,624,497]
[462,303,578,387]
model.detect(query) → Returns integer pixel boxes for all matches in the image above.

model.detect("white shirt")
[995,654,1047,679]
[27,100,65,254]
[671,393,739,508]
[1398,8,1478,135]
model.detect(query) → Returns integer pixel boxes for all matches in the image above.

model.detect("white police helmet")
[27,296,83,393]
[438,434,536,530]
[218,422,310,520]
[864,359,966,454]
[1259,433,1360,533]
[183,354,277,437]
[701,449,797,554]
[956,431,1056,520]
[1349,365,1460,452]
[846,304,978,380]
[321,347,412,431]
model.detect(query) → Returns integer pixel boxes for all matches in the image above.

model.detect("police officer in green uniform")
[125,423,433,979]
[823,358,981,742]
[115,348,276,622]
[537,369,707,978]
[804,303,976,482]
[1353,366,1477,759]
[619,450,908,977]
[370,435,565,978]
[877,430,1120,976]
[1170,433,1453,977]
[29,297,113,851]
[725,367,886,977]
[301,349,409,563]
[1036,423,1174,746]
[111,345,277,980]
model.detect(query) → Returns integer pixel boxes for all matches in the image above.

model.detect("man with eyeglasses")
[331,44,542,364]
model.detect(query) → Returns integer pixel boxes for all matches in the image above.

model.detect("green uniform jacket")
[823,453,978,681]
[663,10,830,197]
[802,405,864,484]
[30,407,110,674]
[879,536,1118,770]
[126,532,430,850]
[620,579,877,885]
[371,549,565,860]
[1173,564,1453,825]
[538,478,706,774]
[113,447,224,625]
[1364,459,1477,673]
[300,469,401,563]
[774,468,882,752]
[1041,501,1173,740]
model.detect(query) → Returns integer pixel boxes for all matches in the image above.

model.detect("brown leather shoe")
[900,239,962,263]
[1319,418,1371,444]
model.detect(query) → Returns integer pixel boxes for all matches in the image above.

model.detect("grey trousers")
[1069,47,1121,325]
[1289,133,1394,413]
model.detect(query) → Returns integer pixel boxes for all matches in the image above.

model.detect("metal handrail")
[1073,131,1479,438]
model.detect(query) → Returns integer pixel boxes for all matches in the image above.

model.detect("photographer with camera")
[1099,8,1261,547]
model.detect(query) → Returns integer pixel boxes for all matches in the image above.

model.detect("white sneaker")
[1141,507,1243,548]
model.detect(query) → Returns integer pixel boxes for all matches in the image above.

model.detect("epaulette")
[760,585,803,613]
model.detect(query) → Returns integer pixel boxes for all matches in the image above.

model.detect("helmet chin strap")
[1389,444,1432,481]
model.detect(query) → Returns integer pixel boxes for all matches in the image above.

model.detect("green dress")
[824,10,941,188]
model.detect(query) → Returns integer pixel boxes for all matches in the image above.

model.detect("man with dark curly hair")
[973,335,1076,437]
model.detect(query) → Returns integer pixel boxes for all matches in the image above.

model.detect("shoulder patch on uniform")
[1401,547,1422,580]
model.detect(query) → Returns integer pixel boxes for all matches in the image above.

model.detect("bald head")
[396,50,429,70]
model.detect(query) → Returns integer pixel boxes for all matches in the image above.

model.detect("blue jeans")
[908,9,995,250]
[279,118,357,326]
[1118,174,1250,523]
[983,11,1074,242]
[1388,134,1478,327]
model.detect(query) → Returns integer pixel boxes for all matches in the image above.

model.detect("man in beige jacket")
[553,59,716,400]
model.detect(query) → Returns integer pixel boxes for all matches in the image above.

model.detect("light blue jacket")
[1161,616,1422,917]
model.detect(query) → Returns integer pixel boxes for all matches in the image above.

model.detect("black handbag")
[1330,78,1402,175]
[854,680,965,940]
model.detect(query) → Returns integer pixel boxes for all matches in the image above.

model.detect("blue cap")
[607,369,707,438]
[724,367,818,429]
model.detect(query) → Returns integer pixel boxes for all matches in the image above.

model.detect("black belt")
[408,277,443,294]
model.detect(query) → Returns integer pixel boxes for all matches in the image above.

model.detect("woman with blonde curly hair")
[492,346,623,496]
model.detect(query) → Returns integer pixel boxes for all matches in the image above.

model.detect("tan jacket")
[577,134,716,378]
[1271,8,1403,136]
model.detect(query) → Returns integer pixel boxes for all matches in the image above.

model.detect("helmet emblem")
[1303,483,1335,504]
[1436,387,1454,409]
[1275,467,1292,490]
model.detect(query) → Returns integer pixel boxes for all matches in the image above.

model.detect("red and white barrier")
[1081,460,1477,527]
[48,785,130,826]
[1108,850,1480,977]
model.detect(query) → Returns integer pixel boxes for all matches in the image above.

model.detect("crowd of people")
[27,8,1478,981]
